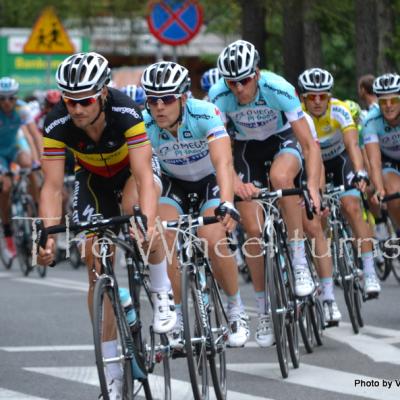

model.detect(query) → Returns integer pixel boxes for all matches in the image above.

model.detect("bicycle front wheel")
[207,269,228,400]
[93,275,135,400]
[265,244,289,378]
[181,265,209,400]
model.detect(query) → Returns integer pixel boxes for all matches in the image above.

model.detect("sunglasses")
[147,94,182,106]
[303,93,330,102]
[63,92,101,107]
[226,74,256,88]
[378,96,400,107]
[0,96,16,102]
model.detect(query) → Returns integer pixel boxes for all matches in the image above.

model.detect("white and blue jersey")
[362,106,400,161]
[0,99,33,166]
[143,98,229,182]
[209,71,304,141]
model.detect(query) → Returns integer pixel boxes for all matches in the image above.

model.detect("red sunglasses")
[226,74,256,89]
[147,94,182,106]
[303,93,330,102]
[63,92,101,107]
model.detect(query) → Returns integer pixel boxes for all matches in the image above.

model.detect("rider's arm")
[209,136,234,203]
[25,121,43,158]
[364,142,384,194]
[343,128,365,172]
[39,158,65,227]
[129,143,158,227]
[20,125,40,164]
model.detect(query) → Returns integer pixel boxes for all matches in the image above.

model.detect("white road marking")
[228,362,400,400]
[12,277,88,292]
[325,323,400,365]
[0,389,49,399]
[25,366,271,400]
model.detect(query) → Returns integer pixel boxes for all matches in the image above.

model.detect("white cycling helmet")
[373,73,400,95]
[200,68,221,92]
[298,68,334,93]
[120,84,146,105]
[141,62,191,95]
[217,40,259,81]
[55,52,111,93]
[0,77,19,96]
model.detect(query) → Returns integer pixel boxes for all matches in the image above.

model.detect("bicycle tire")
[207,269,228,400]
[0,225,13,270]
[181,265,209,399]
[281,247,300,369]
[265,244,289,378]
[298,303,314,353]
[11,197,34,277]
[374,242,391,281]
[390,256,400,284]
[93,275,135,400]
[309,297,324,346]
[333,225,359,334]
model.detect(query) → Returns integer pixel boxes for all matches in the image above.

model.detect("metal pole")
[172,46,177,63]
[46,55,52,89]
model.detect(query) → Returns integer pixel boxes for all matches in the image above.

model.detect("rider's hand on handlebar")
[37,237,55,267]
[234,180,259,201]
[308,185,322,216]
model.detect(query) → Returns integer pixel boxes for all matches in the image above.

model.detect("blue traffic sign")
[147,0,203,46]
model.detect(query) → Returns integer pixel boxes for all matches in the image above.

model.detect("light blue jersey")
[0,99,32,157]
[361,106,400,161]
[143,98,228,181]
[209,71,304,141]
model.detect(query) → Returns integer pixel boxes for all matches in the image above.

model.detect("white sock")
[361,251,375,277]
[320,277,334,301]
[148,258,171,292]
[289,240,307,266]
[102,340,122,380]
[255,291,267,315]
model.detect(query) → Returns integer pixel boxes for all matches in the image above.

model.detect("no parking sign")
[147,0,203,46]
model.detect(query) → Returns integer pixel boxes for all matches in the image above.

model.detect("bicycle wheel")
[333,225,359,334]
[298,303,314,353]
[281,247,300,369]
[207,269,228,400]
[181,265,209,400]
[11,198,34,276]
[265,243,289,378]
[93,275,136,400]
[309,297,324,346]
[392,259,400,283]
[0,224,13,269]
[374,241,391,281]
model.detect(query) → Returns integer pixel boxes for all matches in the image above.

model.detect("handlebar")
[162,215,219,230]
[382,192,400,203]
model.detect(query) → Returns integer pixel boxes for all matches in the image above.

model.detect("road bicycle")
[36,211,171,399]
[163,193,229,400]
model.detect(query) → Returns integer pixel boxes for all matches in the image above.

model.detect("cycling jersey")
[209,71,304,141]
[361,106,400,161]
[0,99,33,157]
[142,98,229,182]
[42,88,149,178]
[302,98,356,161]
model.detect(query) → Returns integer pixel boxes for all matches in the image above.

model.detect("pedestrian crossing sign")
[23,7,75,54]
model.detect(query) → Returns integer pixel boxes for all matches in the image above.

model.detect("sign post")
[147,0,203,61]
[23,6,75,89]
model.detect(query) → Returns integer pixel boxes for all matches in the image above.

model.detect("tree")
[302,0,322,68]
[376,0,396,73]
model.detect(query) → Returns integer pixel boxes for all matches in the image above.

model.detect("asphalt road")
[0,257,400,400]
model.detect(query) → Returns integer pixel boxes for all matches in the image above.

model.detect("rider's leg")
[383,172,400,229]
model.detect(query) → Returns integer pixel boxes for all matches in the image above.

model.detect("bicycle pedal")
[325,321,339,328]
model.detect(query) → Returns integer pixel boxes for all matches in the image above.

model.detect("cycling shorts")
[382,154,400,176]
[324,151,359,198]
[160,173,220,215]
[233,128,303,188]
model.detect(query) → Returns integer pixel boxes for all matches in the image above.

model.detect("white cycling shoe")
[294,267,314,297]
[255,314,275,347]
[99,378,122,400]
[364,275,381,295]
[152,290,177,334]
[323,300,342,324]
[227,310,250,347]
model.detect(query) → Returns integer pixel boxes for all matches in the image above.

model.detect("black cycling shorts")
[233,128,303,188]
[382,154,400,176]
[160,173,220,215]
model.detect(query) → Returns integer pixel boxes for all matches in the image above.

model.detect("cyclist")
[362,73,400,237]
[37,52,176,399]
[0,77,39,258]
[141,61,250,347]
[298,67,381,296]
[200,67,221,99]
[120,84,146,110]
[358,74,378,113]
[35,89,62,132]
[209,40,322,347]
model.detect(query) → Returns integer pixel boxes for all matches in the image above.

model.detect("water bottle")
[119,288,138,333]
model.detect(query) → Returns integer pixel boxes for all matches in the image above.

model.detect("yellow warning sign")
[24,7,75,54]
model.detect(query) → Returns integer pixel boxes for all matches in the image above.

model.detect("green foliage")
[200,0,241,35]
